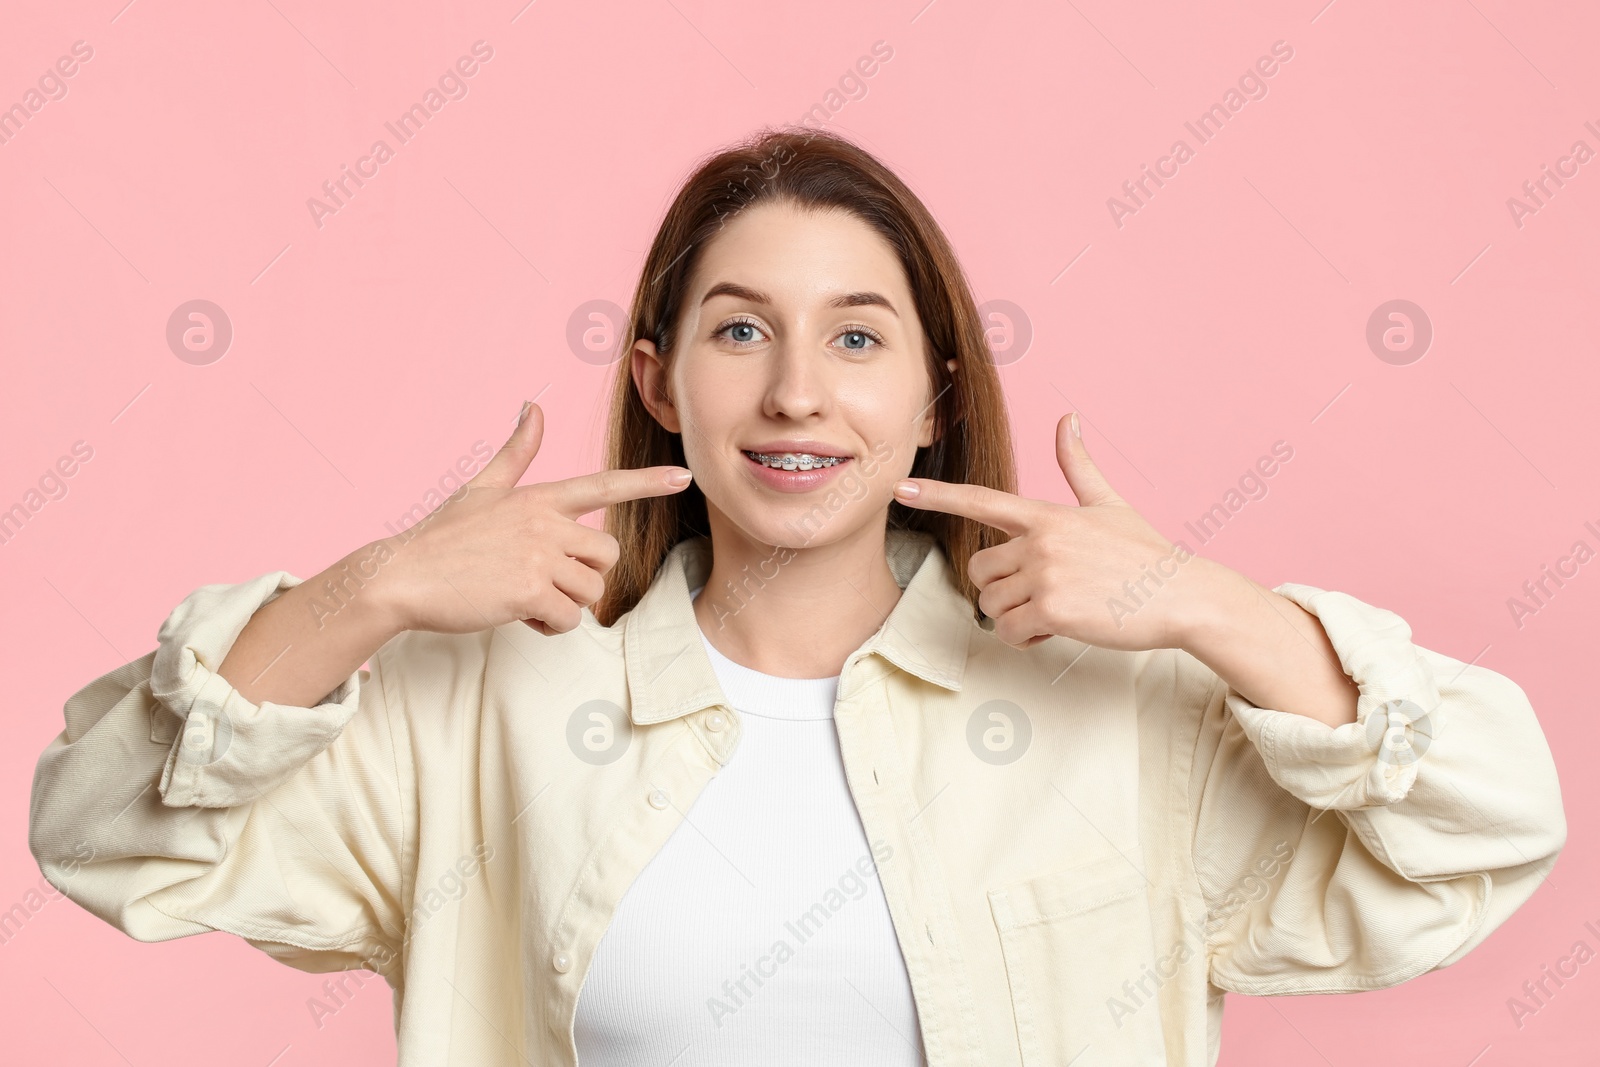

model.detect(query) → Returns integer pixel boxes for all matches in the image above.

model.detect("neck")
[692,510,905,678]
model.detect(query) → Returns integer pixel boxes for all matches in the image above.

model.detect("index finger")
[543,465,693,518]
[895,478,1035,535]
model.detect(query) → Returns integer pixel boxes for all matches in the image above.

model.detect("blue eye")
[716,318,766,346]
[835,325,885,352]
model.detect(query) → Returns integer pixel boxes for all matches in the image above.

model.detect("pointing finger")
[545,465,694,518]
[893,478,1034,535]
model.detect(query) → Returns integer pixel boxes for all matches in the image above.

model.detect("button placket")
[545,719,722,1054]
[689,706,740,766]
[832,662,985,1065]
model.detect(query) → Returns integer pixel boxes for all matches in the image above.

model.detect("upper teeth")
[748,451,845,470]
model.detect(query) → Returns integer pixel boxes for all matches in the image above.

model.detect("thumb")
[473,400,544,489]
[1056,411,1122,507]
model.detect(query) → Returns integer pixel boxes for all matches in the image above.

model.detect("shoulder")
[962,623,1192,695]
[961,627,1222,730]
[372,611,625,720]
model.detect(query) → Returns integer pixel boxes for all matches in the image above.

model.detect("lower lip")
[742,452,852,493]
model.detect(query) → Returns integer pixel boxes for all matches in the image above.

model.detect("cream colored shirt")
[28,529,1567,1066]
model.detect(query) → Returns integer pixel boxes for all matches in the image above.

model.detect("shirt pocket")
[987,852,1169,1066]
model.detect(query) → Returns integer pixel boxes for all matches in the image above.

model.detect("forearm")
[218,541,404,709]
[1173,558,1359,729]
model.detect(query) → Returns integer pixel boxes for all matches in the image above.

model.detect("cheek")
[672,424,736,493]
[836,396,928,475]
[670,364,744,443]
[667,371,765,492]
[876,440,920,481]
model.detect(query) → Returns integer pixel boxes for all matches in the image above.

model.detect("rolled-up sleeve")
[1188,582,1566,994]
[28,572,412,983]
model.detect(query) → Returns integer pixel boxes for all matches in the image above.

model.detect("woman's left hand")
[893,412,1218,652]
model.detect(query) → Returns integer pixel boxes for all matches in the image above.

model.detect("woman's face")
[633,201,941,551]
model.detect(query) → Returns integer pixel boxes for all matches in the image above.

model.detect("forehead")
[689,201,912,306]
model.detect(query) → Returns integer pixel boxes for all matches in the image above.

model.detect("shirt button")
[706,713,726,732]
[552,952,572,973]
[648,788,670,810]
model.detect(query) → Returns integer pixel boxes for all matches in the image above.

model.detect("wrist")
[1163,555,1245,655]
[314,539,411,641]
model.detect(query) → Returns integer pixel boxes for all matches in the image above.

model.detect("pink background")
[3,0,1596,1063]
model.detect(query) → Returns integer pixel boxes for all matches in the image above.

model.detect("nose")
[762,340,828,422]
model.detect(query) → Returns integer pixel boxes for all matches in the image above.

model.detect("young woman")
[31,127,1565,1067]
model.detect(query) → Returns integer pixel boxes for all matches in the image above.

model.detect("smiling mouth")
[741,450,850,470]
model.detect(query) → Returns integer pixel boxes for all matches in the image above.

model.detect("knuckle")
[594,470,624,501]
[549,603,582,633]
[523,484,554,515]
[1039,594,1072,628]
[520,579,548,617]
[529,592,565,631]
[571,568,605,607]
[524,495,563,527]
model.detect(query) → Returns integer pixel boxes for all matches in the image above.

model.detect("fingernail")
[667,468,693,487]
[1070,411,1081,439]
[895,480,920,499]
[516,400,531,427]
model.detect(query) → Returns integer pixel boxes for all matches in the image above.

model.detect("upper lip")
[743,441,852,459]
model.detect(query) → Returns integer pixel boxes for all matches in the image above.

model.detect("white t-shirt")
[572,588,926,1065]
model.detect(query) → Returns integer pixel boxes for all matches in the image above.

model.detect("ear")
[631,338,682,434]
[916,358,959,448]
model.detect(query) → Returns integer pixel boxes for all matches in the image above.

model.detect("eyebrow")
[699,282,899,318]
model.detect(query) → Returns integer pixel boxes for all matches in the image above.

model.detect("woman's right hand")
[370,401,692,637]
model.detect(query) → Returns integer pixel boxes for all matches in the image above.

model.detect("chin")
[720,498,882,552]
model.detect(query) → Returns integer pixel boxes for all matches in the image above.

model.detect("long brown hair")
[595,124,1016,626]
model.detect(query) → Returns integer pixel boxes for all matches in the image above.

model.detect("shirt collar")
[623,528,973,725]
